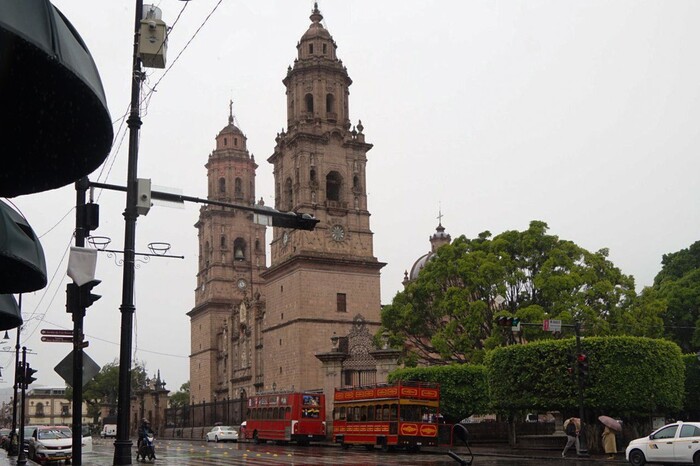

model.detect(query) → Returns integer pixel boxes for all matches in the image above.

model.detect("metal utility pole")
[8,311,21,457]
[16,347,28,466]
[71,177,89,465]
[574,322,589,457]
[113,1,143,464]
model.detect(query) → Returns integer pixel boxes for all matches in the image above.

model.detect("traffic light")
[66,280,101,313]
[577,353,589,382]
[496,316,520,329]
[271,212,319,231]
[80,279,101,309]
[79,202,99,233]
[23,364,37,388]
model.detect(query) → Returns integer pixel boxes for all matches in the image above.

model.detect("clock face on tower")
[330,225,346,242]
[237,279,247,290]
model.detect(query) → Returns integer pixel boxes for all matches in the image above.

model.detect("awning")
[0,200,47,293]
[0,0,113,197]
[0,294,22,331]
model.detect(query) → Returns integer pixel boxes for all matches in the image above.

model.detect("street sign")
[542,319,549,331]
[549,319,562,332]
[54,350,101,387]
[41,336,73,343]
[41,329,73,336]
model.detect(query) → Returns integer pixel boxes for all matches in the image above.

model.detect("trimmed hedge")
[682,353,700,419]
[389,364,489,422]
[486,336,684,417]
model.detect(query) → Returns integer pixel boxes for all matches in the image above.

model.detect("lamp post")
[113,1,144,464]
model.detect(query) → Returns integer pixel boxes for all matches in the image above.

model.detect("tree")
[66,359,148,424]
[487,336,684,418]
[169,381,190,408]
[652,240,700,352]
[388,365,489,423]
[380,221,641,365]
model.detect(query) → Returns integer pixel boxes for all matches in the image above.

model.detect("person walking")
[562,417,580,457]
[602,425,617,459]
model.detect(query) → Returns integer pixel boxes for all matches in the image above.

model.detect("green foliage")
[388,364,489,423]
[651,240,700,352]
[486,336,684,418]
[380,220,640,365]
[67,359,149,424]
[682,354,700,419]
[169,381,190,408]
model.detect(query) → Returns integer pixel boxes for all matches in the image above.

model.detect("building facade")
[24,387,90,427]
[189,4,384,404]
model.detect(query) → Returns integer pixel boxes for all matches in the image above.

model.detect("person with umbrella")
[599,416,621,459]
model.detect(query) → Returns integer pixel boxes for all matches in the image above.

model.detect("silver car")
[205,425,238,443]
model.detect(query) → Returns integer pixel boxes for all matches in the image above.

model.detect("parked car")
[22,425,38,454]
[205,425,238,443]
[100,424,116,438]
[626,421,700,466]
[28,425,72,464]
[81,425,93,453]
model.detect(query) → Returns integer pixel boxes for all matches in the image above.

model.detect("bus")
[332,381,440,452]
[243,392,326,444]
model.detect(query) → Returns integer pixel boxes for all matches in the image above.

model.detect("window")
[234,238,246,261]
[305,94,314,113]
[323,43,327,54]
[337,293,346,312]
[285,178,293,211]
[326,171,342,201]
[224,137,227,146]
[680,425,700,438]
[326,94,335,113]
[652,425,678,440]
[61,405,70,417]
[220,236,226,248]
[234,137,238,146]
[218,177,226,193]
[308,43,313,54]
[35,402,44,416]
[234,177,243,197]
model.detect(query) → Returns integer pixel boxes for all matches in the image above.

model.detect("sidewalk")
[450,444,628,463]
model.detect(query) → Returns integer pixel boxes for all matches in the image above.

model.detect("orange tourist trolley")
[332,381,440,452]
[244,392,326,445]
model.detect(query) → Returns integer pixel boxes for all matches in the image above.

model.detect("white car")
[626,421,700,465]
[28,425,72,464]
[205,425,239,443]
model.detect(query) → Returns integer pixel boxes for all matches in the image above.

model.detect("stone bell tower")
[261,4,385,393]
[188,103,267,403]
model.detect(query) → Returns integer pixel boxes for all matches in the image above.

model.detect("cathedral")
[187,4,386,404]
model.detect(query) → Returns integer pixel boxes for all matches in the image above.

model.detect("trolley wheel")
[341,442,350,450]
[364,444,374,451]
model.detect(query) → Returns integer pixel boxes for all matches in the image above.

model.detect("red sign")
[41,336,73,343]
[41,329,73,336]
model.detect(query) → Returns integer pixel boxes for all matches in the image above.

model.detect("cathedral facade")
[188,5,385,404]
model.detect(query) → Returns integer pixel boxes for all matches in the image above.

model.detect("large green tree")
[67,359,148,424]
[652,240,700,352]
[380,221,648,365]
[169,381,190,408]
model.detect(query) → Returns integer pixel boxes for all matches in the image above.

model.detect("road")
[6,438,622,465]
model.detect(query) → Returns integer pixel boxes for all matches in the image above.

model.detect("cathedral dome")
[301,4,332,41]
[408,251,434,281]
[404,219,452,283]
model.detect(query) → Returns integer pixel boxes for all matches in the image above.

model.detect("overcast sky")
[5,0,699,394]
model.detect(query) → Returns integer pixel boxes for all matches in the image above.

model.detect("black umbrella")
[0,0,113,197]
[0,200,47,293]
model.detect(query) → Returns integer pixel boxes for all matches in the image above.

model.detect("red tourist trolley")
[243,392,326,444]
[332,381,440,452]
